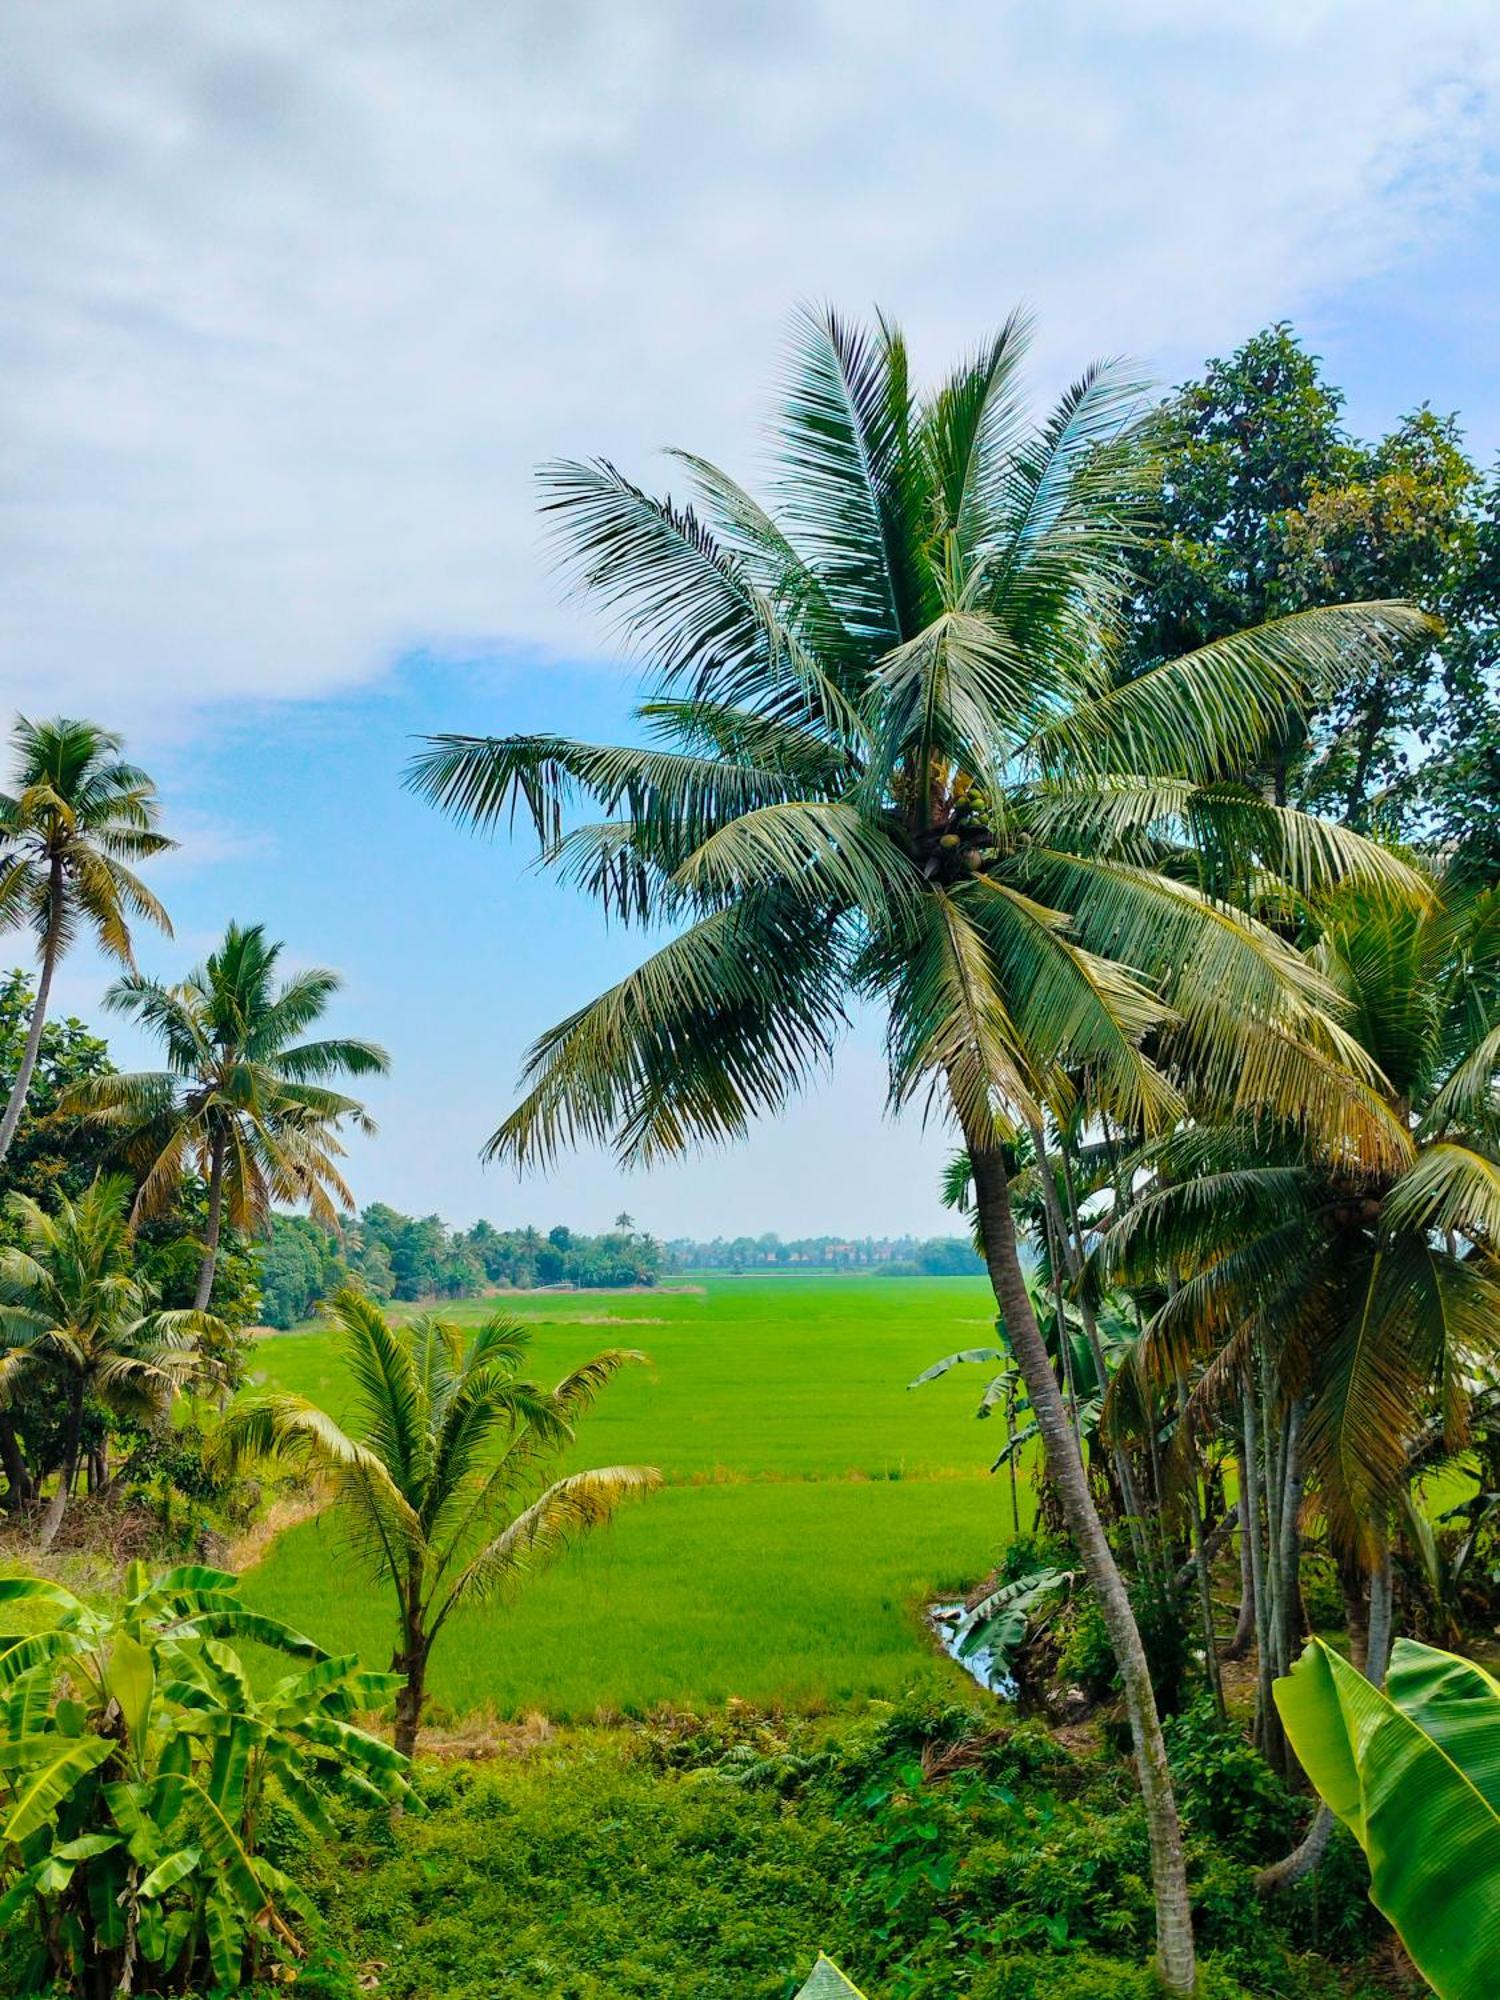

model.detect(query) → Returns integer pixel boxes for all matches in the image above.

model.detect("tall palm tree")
[407,306,1427,1991]
[0,1174,204,1547]
[66,921,389,1310]
[1104,878,1500,1599]
[210,1289,660,1754]
[0,717,173,1164]
[1101,877,1500,1884]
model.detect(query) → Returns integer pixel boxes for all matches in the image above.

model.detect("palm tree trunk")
[193,1130,227,1312]
[1257,1542,1395,1893]
[1178,1371,1224,1717]
[392,1634,429,1759]
[38,1383,83,1551]
[1226,1448,1256,1660]
[0,1415,34,1514]
[965,1134,1197,1995]
[1242,1382,1281,1767]
[1274,1400,1306,1678]
[1031,1121,1149,1565]
[0,863,63,1165]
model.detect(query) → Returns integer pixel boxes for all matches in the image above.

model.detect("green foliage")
[1056,1569,1191,1717]
[1133,325,1494,828]
[258,1214,350,1329]
[1276,1636,1500,1998]
[0,973,114,1225]
[0,1563,409,1996]
[263,1703,1402,2000]
[1163,1698,1296,1861]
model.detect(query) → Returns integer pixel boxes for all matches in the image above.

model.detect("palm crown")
[67,920,388,1308]
[0,717,173,1162]
[411,308,1424,1174]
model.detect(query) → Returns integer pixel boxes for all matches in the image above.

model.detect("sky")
[5,0,1500,1238]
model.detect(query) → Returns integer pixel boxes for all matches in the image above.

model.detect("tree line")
[663,1232,984,1274]
[259,1206,663,1326]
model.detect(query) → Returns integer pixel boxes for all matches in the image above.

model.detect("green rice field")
[239,1275,1037,1719]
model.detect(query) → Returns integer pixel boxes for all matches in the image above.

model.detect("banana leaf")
[1275,1636,1500,1999]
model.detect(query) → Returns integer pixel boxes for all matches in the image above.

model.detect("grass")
[239,1276,1038,1718]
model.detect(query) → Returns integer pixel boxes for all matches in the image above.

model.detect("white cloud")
[3,0,1499,723]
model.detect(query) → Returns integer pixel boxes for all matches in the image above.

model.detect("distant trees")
[212,1289,659,1753]
[664,1232,983,1275]
[255,1205,664,1327]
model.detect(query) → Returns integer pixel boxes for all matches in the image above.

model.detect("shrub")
[1165,1698,1297,1860]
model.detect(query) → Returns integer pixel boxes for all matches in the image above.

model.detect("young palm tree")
[0,717,173,1164]
[66,921,388,1310]
[407,307,1428,1991]
[0,1174,205,1547]
[210,1289,660,1754]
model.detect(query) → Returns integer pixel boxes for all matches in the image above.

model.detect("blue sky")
[6,2,1500,1237]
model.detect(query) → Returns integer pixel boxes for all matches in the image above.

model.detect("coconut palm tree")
[0,717,173,1164]
[407,307,1428,1991]
[0,1174,205,1547]
[210,1289,660,1754]
[1098,876,1500,1875]
[1106,878,1500,1559]
[66,921,388,1310]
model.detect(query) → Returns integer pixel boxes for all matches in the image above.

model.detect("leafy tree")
[0,972,114,1221]
[0,1563,409,1996]
[1134,326,1488,820]
[67,921,388,1311]
[0,717,172,1163]
[0,1175,206,1547]
[408,304,1423,1990]
[211,1289,660,1754]
[258,1213,348,1329]
[1412,460,1500,882]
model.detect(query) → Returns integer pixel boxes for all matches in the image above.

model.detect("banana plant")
[951,1567,1068,1671]
[0,1561,410,1995]
[1275,1636,1500,1999]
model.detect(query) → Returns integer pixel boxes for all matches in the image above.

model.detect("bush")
[1165,1698,1297,1861]
[1056,1571,1193,1716]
